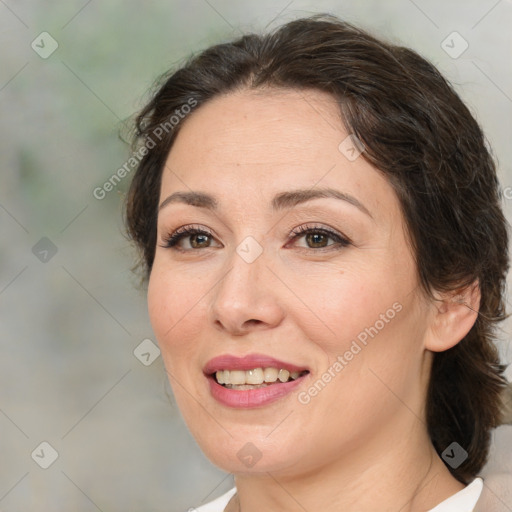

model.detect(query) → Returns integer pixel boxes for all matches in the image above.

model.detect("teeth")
[278,369,290,382]
[246,368,264,385]
[215,367,305,386]
[229,370,246,385]
[263,367,278,382]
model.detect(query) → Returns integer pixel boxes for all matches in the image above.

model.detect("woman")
[125,15,511,511]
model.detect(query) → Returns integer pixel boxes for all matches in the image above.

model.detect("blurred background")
[1,0,511,510]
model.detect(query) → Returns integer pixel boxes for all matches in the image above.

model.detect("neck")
[229,419,464,512]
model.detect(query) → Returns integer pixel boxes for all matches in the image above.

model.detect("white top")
[192,478,483,512]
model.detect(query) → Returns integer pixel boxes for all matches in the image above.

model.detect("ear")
[424,280,481,352]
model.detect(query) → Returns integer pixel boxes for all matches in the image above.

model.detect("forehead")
[170,88,343,166]
[161,88,398,219]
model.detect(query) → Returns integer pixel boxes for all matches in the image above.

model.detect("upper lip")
[203,353,310,375]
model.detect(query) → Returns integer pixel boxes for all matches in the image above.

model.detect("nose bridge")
[209,237,283,333]
[215,239,266,310]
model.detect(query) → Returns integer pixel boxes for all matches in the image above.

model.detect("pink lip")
[203,353,309,374]
[203,353,310,409]
[207,374,308,408]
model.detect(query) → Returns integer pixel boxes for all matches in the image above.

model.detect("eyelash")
[160,223,351,252]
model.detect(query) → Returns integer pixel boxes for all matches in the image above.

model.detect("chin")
[193,428,308,475]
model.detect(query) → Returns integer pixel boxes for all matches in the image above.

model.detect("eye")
[160,224,351,252]
[160,225,220,251]
[289,224,351,250]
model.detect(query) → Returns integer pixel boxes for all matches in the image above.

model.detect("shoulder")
[473,473,512,512]
[190,487,237,512]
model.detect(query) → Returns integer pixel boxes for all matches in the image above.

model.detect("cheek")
[297,297,425,438]
[287,259,425,413]
[147,268,170,341]
[147,265,206,365]
[286,263,403,356]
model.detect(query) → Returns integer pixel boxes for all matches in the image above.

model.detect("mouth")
[203,354,310,408]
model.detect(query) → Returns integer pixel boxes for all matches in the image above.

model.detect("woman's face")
[148,88,436,475]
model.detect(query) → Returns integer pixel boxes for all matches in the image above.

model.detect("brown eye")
[189,233,211,248]
[162,226,220,250]
[305,232,330,248]
[290,225,351,251]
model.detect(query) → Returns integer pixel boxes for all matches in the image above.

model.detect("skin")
[148,88,480,511]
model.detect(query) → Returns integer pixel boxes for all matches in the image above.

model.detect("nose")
[209,246,285,336]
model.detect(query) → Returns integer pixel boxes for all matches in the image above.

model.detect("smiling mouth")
[212,368,310,390]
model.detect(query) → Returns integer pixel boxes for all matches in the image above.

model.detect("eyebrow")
[158,187,372,218]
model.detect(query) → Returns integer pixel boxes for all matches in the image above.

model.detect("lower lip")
[207,374,308,408]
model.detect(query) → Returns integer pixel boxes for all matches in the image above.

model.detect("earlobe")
[425,280,481,353]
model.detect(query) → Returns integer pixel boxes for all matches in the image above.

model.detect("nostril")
[245,319,262,326]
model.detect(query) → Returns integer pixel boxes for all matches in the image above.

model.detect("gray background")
[1,1,511,510]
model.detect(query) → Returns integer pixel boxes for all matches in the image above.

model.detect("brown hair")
[125,14,510,483]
